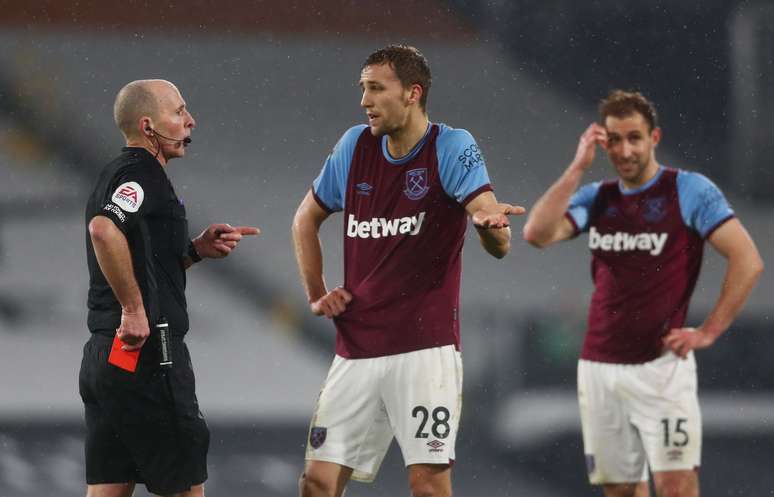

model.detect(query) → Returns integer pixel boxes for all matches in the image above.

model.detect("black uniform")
[79,147,209,495]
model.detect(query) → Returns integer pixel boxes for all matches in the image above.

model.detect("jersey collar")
[381,122,433,165]
[618,165,664,195]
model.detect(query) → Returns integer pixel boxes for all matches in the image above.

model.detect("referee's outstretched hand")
[117,307,150,351]
[310,286,353,318]
[193,223,261,259]
[472,203,526,229]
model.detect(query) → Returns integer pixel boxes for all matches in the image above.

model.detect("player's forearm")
[523,165,584,246]
[89,216,145,312]
[701,251,764,340]
[476,226,511,259]
[292,216,328,303]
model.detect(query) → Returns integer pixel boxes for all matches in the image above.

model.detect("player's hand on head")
[662,327,715,359]
[310,286,353,318]
[472,203,525,229]
[194,223,261,259]
[117,307,150,351]
[571,123,607,172]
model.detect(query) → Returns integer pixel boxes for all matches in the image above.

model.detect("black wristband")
[187,240,202,263]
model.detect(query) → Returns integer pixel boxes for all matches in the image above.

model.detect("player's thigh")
[629,353,701,473]
[305,355,393,482]
[407,463,452,497]
[384,346,463,467]
[578,360,648,485]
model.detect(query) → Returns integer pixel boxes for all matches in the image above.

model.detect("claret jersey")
[313,123,492,358]
[567,166,734,363]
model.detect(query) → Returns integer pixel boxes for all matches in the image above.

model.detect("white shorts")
[304,345,463,482]
[578,352,702,485]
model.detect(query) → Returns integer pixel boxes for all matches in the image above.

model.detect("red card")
[107,334,140,372]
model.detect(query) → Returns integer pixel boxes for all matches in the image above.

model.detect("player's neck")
[620,160,660,190]
[125,138,168,167]
[386,114,430,159]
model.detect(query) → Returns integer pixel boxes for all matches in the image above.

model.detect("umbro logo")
[427,439,444,452]
[355,182,373,195]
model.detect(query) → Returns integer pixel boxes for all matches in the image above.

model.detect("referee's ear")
[140,117,155,137]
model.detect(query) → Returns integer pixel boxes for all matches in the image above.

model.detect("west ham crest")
[643,197,667,223]
[309,427,327,449]
[404,168,430,200]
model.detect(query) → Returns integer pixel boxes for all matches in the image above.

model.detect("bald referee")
[79,79,259,497]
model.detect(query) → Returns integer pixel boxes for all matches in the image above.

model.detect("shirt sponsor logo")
[404,168,430,200]
[111,181,144,213]
[346,212,425,239]
[458,143,484,171]
[588,226,668,256]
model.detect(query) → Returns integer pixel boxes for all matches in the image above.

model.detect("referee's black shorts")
[79,332,209,495]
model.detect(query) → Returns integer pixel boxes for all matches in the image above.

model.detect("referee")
[80,79,259,497]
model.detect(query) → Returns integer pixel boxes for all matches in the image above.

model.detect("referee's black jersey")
[85,147,190,336]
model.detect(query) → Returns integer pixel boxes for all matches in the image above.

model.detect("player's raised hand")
[662,327,715,359]
[571,123,608,172]
[193,224,261,258]
[310,286,353,318]
[472,203,526,229]
[117,307,150,351]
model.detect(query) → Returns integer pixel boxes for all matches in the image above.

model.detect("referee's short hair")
[113,80,162,139]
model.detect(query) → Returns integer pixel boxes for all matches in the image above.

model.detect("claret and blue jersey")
[566,166,735,364]
[312,123,492,359]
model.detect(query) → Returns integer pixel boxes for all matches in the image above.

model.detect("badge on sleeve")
[111,182,145,213]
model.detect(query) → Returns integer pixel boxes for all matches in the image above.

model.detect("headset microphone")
[146,127,192,146]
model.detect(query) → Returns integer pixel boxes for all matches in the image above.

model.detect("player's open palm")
[472,203,526,229]
[117,307,150,351]
[311,286,353,318]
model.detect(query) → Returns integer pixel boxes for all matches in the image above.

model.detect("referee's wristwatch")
[187,240,202,263]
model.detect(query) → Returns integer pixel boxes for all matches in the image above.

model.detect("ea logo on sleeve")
[111,182,145,213]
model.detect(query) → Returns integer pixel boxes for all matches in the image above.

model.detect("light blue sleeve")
[677,170,734,238]
[436,124,492,204]
[567,182,601,232]
[311,125,366,212]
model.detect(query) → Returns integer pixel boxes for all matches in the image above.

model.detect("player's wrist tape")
[187,240,202,263]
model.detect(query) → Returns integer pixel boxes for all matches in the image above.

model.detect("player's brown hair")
[599,90,658,131]
[364,44,432,111]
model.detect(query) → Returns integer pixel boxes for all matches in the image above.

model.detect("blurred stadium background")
[0,1,772,495]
